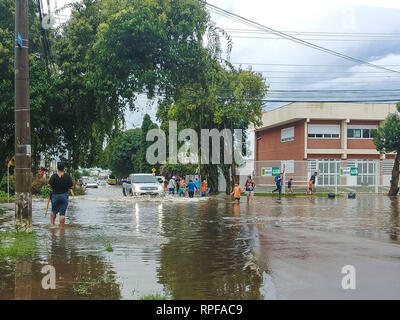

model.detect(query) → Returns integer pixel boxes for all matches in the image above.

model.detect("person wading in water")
[48,162,74,228]
[244,175,256,203]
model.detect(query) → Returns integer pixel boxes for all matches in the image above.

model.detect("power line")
[223,28,400,37]
[231,62,400,67]
[205,3,400,75]
[229,35,400,42]
[248,70,400,74]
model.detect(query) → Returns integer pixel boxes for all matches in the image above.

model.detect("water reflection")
[1,187,400,300]
[0,227,121,299]
[157,201,266,299]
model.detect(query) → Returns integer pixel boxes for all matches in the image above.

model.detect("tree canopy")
[0,0,216,181]
[373,103,400,196]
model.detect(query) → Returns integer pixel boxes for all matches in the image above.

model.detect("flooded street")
[1,186,400,299]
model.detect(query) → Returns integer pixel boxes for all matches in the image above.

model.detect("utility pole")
[15,0,32,232]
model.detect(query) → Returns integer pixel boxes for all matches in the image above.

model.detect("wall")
[256,120,305,161]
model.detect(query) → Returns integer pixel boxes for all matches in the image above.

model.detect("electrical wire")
[205,3,400,75]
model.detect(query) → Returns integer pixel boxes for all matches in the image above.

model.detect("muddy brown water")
[0,186,400,299]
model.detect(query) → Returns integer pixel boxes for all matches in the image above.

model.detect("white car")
[122,174,164,196]
[86,179,99,188]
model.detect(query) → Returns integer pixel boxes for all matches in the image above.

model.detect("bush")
[40,185,52,198]
[31,175,48,195]
[0,175,15,194]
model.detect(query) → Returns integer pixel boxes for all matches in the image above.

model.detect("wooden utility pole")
[15,0,32,232]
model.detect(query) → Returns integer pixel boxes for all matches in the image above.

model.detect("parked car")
[122,174,164,196]
[86,179,99,188]
[155,176,164,184]
[98,180,107,186]
[105,175,117,185]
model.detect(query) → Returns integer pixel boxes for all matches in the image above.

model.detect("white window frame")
[308,124,340,139]
[281,126,295,142]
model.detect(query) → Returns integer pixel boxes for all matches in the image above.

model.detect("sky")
[44,0,400,127]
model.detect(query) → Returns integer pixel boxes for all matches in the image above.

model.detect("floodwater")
[0,186,400,300]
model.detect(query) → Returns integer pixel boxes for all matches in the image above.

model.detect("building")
[254,102,398,188]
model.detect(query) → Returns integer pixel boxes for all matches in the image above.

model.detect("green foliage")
[157,61,268,192]
[97,234,114,253]
[373,103,400,196]
[1,0,213,180]
[159,162,198,177]
[110,128,142,178]
[40,185,52,198]
[373,110,400,154]
[31,176,48,195]
[0,175,15,194]
[139,292,169,300]
[71,273,118,297]
[134,114,159,173]
[0,231,37,261]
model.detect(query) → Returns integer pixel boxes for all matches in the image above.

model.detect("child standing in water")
[231,183,242,203]
[179,179,186,197]
[200,180,208,197]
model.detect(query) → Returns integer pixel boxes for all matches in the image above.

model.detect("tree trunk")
[388,152,400,196]
[220,164,231,195]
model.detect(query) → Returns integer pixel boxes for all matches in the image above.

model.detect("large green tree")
[373,102,400,196]
[135,114,159,173]
[109,128,142,178]
[1,0,214,180]
[0,0,62,180]
[157,61,267,194]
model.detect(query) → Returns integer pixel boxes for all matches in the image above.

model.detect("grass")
[0,195,15,203]
[252,192,343,198]
[139,292,169,300]
[97,234,114,252]
[0,230,37,260]
[72,278,100,296]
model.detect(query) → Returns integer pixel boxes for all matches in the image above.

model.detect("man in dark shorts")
[48,162,74,228]
[272,173,282,196]
[310,171,318,194]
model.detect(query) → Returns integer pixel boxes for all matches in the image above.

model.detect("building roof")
[255,102,398,131]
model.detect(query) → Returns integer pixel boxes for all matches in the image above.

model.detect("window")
[308,124,340,139]
[348,159,376,185]
[281,126,294,142]
[307,159,340,186]
[347,125,377,139]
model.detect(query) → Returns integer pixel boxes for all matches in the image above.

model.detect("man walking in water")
[48,162,74,228]
[244,175,256,203]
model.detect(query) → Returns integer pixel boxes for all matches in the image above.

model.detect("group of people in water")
[47,162,320,228]
[271,171,319,197]
[166,176,209,198]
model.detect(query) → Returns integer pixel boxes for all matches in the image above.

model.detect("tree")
[373,102,400,196]
[0,0,60,180]
[110,129,142,178]
[0,0,214,181]
[157,61,267,194]
[135,114,159,173]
